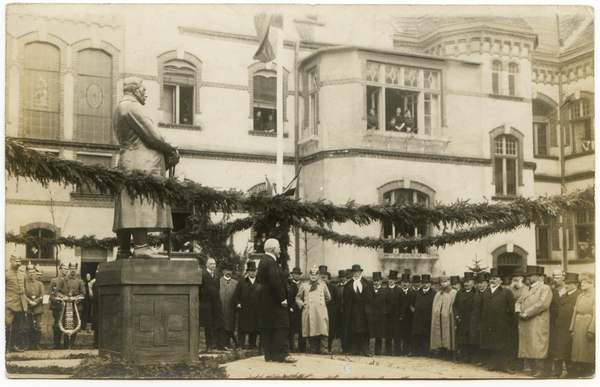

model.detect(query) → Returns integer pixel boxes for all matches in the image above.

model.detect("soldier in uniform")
[24,261,44,350]
[63,261,86,348]
[234,261,260,350]
[430,276,457,360]
[453,272,478,363]
[372,272,386,356]
[410,274,435,357]
[6,255,27,352]
[287,267,304,352]
[295,266,331,354]
[398,273,413,356]
[50,261,69,349]
[384,270,401,356]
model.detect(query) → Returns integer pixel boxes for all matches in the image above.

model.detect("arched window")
[163,59,196,125]
[494,134,518,196]
[78,49,113,143]
[22,42,60,139]
[508,63,518,96]
[26,228,55,260]
[492,60,502,95]
[253,70,277,131]
[382,188,429,254]
[568,97,594,154]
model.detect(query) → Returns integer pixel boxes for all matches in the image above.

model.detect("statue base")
[96,259,202,364]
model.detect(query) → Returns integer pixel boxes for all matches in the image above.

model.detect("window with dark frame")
[26,228,55,260]
[308,69,318,135]
[253,70,277,132]
[78,49,113,143]
[575,209,595,260]
[492,60,501,95]
[382,188,429,254]
[536,221,550,261]
[569,98,594,154]
[163,60,195,125]
[494,134,518,196]
[508,63,518,96]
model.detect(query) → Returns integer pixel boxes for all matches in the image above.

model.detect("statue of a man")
[112,77,178,259]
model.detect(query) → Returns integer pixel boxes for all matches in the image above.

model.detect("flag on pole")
[282,165,302,196]
[253,12,283,63]
[265,175,274,196]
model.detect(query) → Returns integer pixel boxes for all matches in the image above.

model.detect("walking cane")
[167,165,176,260]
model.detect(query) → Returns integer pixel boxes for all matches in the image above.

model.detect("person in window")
[404,110,415,133]
[367,108,379,130]
[392,107,406,132]
[254,111,264,131]
[265,113,276,132]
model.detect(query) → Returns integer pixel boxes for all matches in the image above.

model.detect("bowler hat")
[388,270,399,280]
[221,262,234,271]
[372,272,383,281]
[463,272,476,281]
[400,273,411,282]
[489,268,502,278]
[564,272,579,283]
[525,265,545,277]
[412,275,421,283]
[338,270,347,278]
[291,267,303,274]
[421,274,431,283]
[246,261,257,271]
[450,276,460,285]
[345,269,353,278]
[512,268,525,278]
[319,265,328,274]
[351,264,363,272]
[477,272,489,282]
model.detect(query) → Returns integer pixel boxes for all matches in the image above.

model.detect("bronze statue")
[112,77,179,259]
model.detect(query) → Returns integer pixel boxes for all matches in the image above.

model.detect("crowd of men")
[198,244,595,378]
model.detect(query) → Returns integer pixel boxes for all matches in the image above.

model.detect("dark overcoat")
[342,278,375,336]
[199,269,225,329]
[452,288,477,346]
[469,290,483,345]
[233,277,260,333]
[256,254,290,329]
[325,281,338,338]
[385,286,401,338]
[552,289,580,360]
[398,288,414,339]
[547,286,560,358]
[411,288,436,336]
[372,287,387,338]
[287,279,302,333]
[91,279,99,331]
[220,277,238,331]
[480,286,515,350]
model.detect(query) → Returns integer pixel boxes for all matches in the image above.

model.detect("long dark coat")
[233,277,260,333]
[372,287,387,338]
[385,286,401,338]
[398,288,413,339]
[342,278,375,336]
[547,286,560,358]
[452,288,477,346]
[199,269,225,329]
[411,288,436,336]
[287,279,302,333]
[480,286,515,350]
[325,281,338,338]
[91,279,99,331]
[220,277,238,331]
[334,283,346,338]
[256,254,290,329]
[552,289,580,360]
[469,290,483,345]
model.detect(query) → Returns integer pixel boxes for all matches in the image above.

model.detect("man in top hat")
[480,268,516,374]
[234,261,260,350]
[6,255,28,352]
[336,270,350,354]
[220,263,238,349]
[430,276,457,360]
[515,265,552,377]
[342,264,375,356]
[257,239,297,363]
[550,273,580,377]
[510,268,526,301]
[397,273,413,356]
[24,261,44,350]
[410,274,436,357]
[199,257,226,352]
[287,267,305,352]
[453,272,478,363]
[411,275,422,292]
[112,77,178,260]
[50,261,69,349]
[63,261,86,348]
[384,270,402,356]
[295,266,331,354]
[451,276,461,291]
[477,272,489,293]
[318,265,338,354]
[371,272,387,356]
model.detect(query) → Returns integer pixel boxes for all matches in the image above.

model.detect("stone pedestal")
[96,259,202,364]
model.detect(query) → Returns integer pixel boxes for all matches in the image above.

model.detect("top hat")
[525,265,545,277]
[477,272,490,282]
[246,261,257,271]
[338,270,347,278]
[489,268,502,278]
[450,276,460,285]
[351,264,363,272]
[464,272,476,281]
[564,272,579,283]
[412,275,421,283]
[388,270,399,280]
[318,265,328,274]
[372,272,383,281]
[421,274,432,283]
[512,268,525,278]
[400,273,411,282]
[291,267,303,274]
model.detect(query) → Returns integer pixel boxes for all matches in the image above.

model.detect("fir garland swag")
[5,139,595,255]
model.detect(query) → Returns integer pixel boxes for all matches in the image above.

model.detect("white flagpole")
[276,26,284,194]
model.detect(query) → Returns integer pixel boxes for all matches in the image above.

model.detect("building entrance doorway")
[497,252,523,279]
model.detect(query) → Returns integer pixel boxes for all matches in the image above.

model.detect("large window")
[22,42,60,140]
[508,63,518,97]
[575,209,594,260]
[569,98,594,154]
[382,188,429,254]
[253,70,277,131]
[308,69,318,135]
[494,135,518,196]
[163,60,195,125]
[78,49,113,143]
[492,60,501,95]
[26,228,55,259]
[366,61,441,136]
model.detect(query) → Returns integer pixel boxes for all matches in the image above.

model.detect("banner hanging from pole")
[253,12,283,63]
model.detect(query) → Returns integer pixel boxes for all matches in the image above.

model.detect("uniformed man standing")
[319,265,337,354]
[430,276,457,360]
[24,261,44,350]
[64,261,86,348]
[50,262,69,349]
[6,255,28,352]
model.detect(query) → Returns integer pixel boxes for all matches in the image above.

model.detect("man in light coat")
[220,263,238,349]
[295,266,331,354]
[430,276,457,360]
[515,265,553,378]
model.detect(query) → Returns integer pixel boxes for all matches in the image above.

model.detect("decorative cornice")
[121,73,159,82]
[248,130,289,139]
[8,137,119,152]
[320,78,363,87]
[6,198,114,208]
[534,155,560,161]
[565,171,595,183]
[178,149,295,164]
[158,123,202,131]
[534,174,561,183]
[565,150,595,160]
[203,82,248,91]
